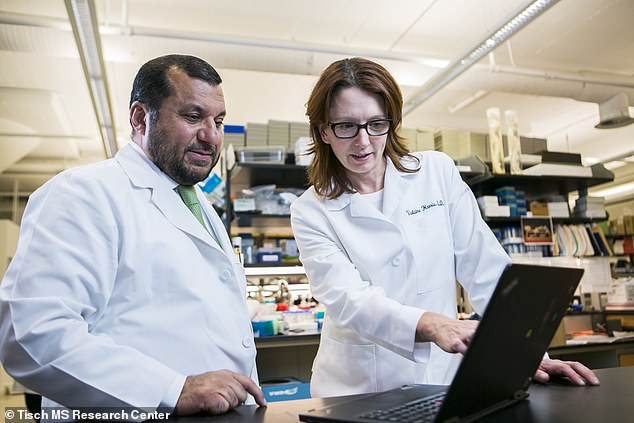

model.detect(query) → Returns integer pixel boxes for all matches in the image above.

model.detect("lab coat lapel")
[349,194,385,220]
[198,192,235,256]
[152,187,222,250]
[115,144,221,250]
[382,157,415,219]
[325,158,415,221]
[326,192,384,220]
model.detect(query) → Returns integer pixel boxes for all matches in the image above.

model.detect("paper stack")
[245,122,268,146]
[547,201,571,218]
[573,196,607,219]
[477,195,510,217]
[290,121,310,148]
[224,125,245,148]
[268,120,290,148]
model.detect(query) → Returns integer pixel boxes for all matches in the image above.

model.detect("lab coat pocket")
[313,336,377,396]
[402,209,453,294]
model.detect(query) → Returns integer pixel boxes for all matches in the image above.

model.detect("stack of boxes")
[495,186,527,217]
[239,120,311,164]
[245,122,269,146]
[243,120,311,149]
[399,127,435,152]
[434,130,488,160]
[476,195,510,217]
[609,215,634,235]
[529,196,570,218]
[290,121,310,148]
[546,196,571,218]
[573,196,607,219]
[267,120,290,147]
[224,125,246,148]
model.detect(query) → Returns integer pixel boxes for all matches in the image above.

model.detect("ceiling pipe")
[3,5,633,121]
[402,0,561,115]
[442,63,634,117]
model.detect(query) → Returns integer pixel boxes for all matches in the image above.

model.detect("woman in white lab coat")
[290,57,599,398]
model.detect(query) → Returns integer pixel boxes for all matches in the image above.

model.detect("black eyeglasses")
[328,119,392,139]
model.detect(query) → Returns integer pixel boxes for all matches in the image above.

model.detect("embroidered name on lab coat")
[406,199,445,216]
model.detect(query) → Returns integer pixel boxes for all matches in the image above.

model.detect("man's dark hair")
[129,54,222,125]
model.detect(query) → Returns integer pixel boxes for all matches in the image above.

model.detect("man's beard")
[147,125,218,186]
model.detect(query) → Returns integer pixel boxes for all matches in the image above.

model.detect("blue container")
[252,320,276,337]
[261,377,311,402]
[224,124,245,133]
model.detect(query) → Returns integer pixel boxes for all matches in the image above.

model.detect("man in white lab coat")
[0,55,266,416]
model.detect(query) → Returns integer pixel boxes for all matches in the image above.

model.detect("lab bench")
[548,338,634,368]
[254,329,634,384]
[170,366,634,423]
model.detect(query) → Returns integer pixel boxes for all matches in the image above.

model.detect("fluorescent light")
[604,160,627,170]
[65,0,118,158]
[591,182,634,199]
[448,90,489,113]
[624,155,634,162]
[583,157,600,165]
[403,0,560,115]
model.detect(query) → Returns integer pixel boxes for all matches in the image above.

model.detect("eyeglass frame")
[327,118,392,139]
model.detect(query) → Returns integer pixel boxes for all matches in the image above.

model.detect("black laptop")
[299,263,584,423]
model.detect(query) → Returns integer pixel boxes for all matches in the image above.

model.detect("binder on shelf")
[584,226,603,256]
[623,237,634,254]
[590,225,614,256]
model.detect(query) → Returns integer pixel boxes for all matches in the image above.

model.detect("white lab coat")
[290,151,511,397]
[0,143,258,411]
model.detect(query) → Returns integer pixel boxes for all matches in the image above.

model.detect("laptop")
[299,263,583,423]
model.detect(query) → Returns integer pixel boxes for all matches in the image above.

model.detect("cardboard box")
[530,201,549,216]
[261,377,311,402]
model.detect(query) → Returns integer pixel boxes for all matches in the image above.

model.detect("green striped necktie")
[176,185,208,231]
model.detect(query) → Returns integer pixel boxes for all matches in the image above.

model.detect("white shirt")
[361,189,384,212]
[0,143,258,412]
[290,151,511,397]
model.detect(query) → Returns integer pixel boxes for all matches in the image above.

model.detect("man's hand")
[415,311,479,354]
[175,370,267,415]
[534,358,600,386]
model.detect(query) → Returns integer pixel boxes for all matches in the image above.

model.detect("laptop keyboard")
[358,392,445,422]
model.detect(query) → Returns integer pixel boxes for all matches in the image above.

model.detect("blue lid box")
[261,377,311,402]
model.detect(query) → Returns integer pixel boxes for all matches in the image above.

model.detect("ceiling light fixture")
[65,0,118,158]
[448,90,489,113]
[591,182,634,200]
[403,0,560,115]
[603,160,627,170]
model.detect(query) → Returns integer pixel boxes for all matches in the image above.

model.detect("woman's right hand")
[415,311,479,354]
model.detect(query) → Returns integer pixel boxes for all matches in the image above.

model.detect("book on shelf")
[591,225,614,256]
[623,237,634,254]
[613,239,625,255]
[573,196,607,219]
[554,223,613,257]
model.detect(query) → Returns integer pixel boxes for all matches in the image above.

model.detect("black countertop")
[171,366,634,423]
